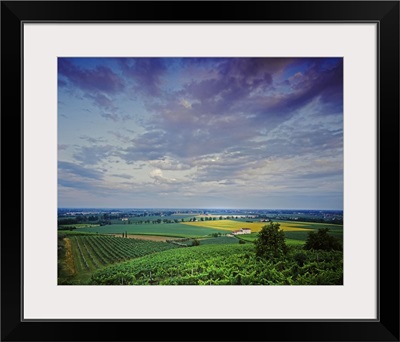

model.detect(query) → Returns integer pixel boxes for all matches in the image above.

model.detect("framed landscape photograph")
[57,55,345,288]
[1,1,399,341]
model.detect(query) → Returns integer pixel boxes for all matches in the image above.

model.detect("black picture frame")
[1,1,399,341]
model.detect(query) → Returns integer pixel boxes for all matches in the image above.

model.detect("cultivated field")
[76,223,227,238]
[123,234,173,241]
[58,218,343,285]
[182,219,316,232]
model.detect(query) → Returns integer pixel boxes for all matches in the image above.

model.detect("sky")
[58,57,343,210]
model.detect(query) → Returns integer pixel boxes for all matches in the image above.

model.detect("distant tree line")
[58,226,77,231]
[256,215,343,225]
[58,218,80,225]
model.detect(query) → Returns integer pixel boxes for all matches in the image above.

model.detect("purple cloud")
[58,58,124,93]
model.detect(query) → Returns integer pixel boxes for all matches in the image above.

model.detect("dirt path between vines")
[64,238,76,275]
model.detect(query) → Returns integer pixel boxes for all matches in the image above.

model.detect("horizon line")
[58,207,343,211]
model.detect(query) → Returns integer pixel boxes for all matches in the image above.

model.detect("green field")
[76,223,230,238]
[199,236,240,245]
[236,233,307,246]
[285,239,306,246]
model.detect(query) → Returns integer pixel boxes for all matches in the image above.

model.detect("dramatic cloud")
[58,57,343,209]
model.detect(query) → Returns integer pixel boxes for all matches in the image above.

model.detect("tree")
[255,222,288,258]
[304,228,342,251]
[191,239,200,246]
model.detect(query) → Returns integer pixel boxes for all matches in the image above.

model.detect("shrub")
[304,228,342,251]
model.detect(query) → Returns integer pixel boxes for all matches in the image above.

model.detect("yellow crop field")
[181,220,313,233]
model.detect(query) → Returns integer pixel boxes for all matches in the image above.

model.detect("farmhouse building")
[232,228,252,235]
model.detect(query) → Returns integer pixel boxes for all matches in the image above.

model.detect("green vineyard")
[58,221,343,285]
[89,244,343,286]
[60,235,181,283]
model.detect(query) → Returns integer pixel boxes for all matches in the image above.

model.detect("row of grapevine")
[74,237,89,270]
[89,244,343,285]
[69,235,181,273]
